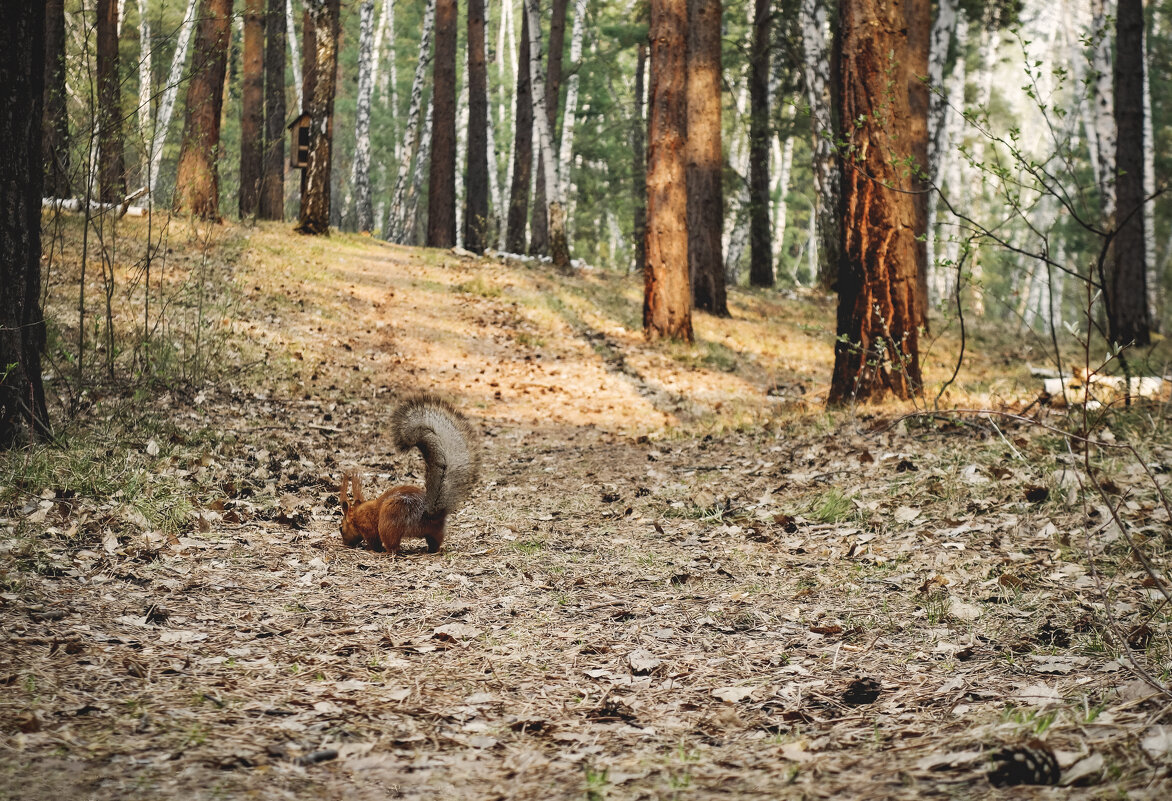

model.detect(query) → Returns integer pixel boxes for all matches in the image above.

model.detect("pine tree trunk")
[1107,0,1148,346]
[0,2,51,446]
[240,0,265,218]
[529,0,569,256]
[427,0,458,248]
[386,0,435,243]
[43,0,70,198]
[506,9,534,254]
[525,0,571,270]
[828,0,926,404]
[799,0,841,290]
[173,0,232,220]
[259,0,287,220]
[352,0,376,232]
[688,0,728,313]
[632,39,647,274]
[748,0,773,287]
[464,0,490,252]
[295,0,340,234]
[97,0,127,203]
[644,0,692,341]
[148,0,199,197]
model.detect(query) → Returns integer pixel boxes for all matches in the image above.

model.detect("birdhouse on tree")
[288,113,312,169]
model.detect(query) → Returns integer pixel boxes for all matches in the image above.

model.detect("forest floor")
[2,219,1172,800]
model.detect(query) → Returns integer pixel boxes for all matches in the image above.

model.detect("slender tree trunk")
[772,131,795,281]
[352,0,376,232]
[408,102,435,243]
[632,39,648,274]
[907,0,931,330]
[748,0,773,287]
[1107,0,1148,346]
[240,0,265,218]
[933,10,967,303]
[688,0,728,313]
[529,0,569,256]
[136,0,152,188]
[464,0,489,251]
[97,0,127,203]
[506,8,534,253]
[148,0,199,198]
[644,0,692,341]
[557,0,587,200]
[924,0,957,301]
[0,2,51,446]
[525,0,571,270]
[286,0,303,110]
[427,0,458,247]
[43,0,71,198]
[386,0,435,243]
[295,0,340,234]
[1090,0,1116,220]
[1142,21,1158,330]
[259,0,287,220]
[828,0,926,404]
[799,0,841,290]
[173,0,233,220]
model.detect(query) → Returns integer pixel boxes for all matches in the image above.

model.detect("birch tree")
[385,0,434,243]
[286,0,303,110]
[136,0,151,188]
[352,0,376,232]
[556,0,588,201]
[526,0,572,270]
[1089,0,1116,219]
[530,0,569,256]
[924,0,957,304]
[148,0,198,197]
[798,0,840,290]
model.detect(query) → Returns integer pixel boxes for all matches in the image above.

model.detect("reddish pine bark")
[239,0,265,218]
[427,0,458,247]
[529,0,569,256]
[1108,0,1149,346]
[464,0,490,252]
[644,0,693,342]
[687,0,727,315]
[0,2,51,445]
[173,0,232,220]
[748,0,772,287]
[259,0,286,220]
[295,0,340,235]
[506,11,534,253]
[96,0,126,203]
[43,0,70,198]
[828,0,926,404]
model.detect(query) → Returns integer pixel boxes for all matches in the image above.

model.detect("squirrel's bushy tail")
[391,394,480,516]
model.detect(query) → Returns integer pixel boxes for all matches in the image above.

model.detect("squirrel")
[339,394,480,554]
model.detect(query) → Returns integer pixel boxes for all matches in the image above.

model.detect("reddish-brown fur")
[340,472,446,554]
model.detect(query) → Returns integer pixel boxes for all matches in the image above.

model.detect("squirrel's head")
[338,471,364,547]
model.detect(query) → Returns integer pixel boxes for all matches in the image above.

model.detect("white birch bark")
[1089,0,1116,219]
[375,0,397,111]
[723,84,750,279]
[525,0,569,265]
[1142,23,1158,324]
[146,0,199,198]
[457,44,469,248]
[137,0,152,184]
[771,132,795,282]
[556,0,588,200]
[352,0,377,232]
[286,0,304,111]
[798,0,839,287]
[935,12,968,303]
[925,0,958,297]
[386,0,435,241]
[117,0,127,37]
[407,101,434,242]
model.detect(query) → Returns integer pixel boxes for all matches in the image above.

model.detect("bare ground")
[2,223,1171,799]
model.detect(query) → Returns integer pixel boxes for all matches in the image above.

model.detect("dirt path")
[2,230,1169,799]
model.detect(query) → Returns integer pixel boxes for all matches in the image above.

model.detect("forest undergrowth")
[1,217,1171,799]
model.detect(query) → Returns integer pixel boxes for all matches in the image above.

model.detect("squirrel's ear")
[341,500,351,513]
